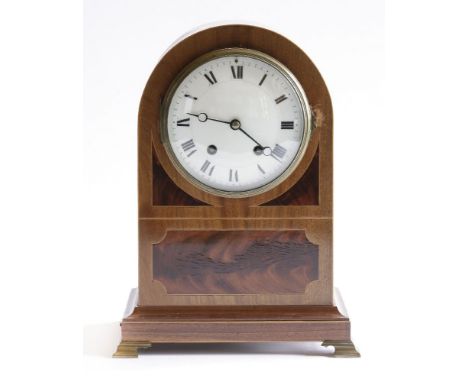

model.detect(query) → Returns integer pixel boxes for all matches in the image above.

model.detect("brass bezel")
[160,48,313,199]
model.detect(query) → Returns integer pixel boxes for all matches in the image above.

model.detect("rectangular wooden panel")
[138,219,333,306]
[153,230,318,294]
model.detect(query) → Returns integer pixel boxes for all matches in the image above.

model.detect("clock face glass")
[163,49,310,196]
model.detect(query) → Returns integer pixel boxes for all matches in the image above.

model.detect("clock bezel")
[160,48,313,199]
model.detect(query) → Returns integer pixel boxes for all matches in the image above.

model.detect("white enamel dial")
[162,49,311,196]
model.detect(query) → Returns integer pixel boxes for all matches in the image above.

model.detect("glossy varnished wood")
[139,219,332,306]
[153,230,318,294]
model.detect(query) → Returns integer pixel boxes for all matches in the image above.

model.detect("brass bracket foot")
[113,341,152,358]
[322,340,360,358]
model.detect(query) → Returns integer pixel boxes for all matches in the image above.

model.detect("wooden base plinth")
[113,289,359,358]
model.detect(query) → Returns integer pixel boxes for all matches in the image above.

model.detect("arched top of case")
[138,24,332,210]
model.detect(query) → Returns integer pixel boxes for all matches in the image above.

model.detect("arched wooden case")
[115,24,359,358]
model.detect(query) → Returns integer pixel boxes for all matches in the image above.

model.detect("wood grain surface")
[121,321,350,343]
[120,305,351,343]
[153,230,318,294]
[126,305,347,321]
[138,219,332,306]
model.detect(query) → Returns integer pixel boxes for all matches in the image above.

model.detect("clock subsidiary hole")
[207,145,217,155]
[253,145,263,155]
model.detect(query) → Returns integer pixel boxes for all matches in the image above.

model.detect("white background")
[0,0,467,380]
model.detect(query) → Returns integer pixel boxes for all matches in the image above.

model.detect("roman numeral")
[229,169,239,182]
[281,121,294,129]
[200,160,210,173]
[177,118,190,127]
[184,94,198,100]
[257,164,266,174]
[181,139,195,152]
[272,144,287,159]
[258,74,267,86]
[275,94,288,104]
[231,65,243,79]
[204,71,217,85]
[200,160,215,175]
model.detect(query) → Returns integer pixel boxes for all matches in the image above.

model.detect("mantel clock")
[114,24,359,358]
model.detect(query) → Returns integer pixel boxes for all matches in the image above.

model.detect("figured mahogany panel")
[153,230,318,294]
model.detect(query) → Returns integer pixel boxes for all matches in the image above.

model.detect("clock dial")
[162,49,311,196]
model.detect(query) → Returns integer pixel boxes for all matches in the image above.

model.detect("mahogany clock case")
[115,24,359,357]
